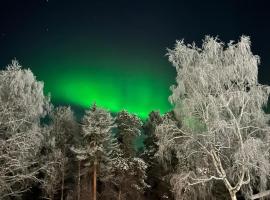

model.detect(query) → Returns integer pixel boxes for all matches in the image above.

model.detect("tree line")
[1,36,270,200]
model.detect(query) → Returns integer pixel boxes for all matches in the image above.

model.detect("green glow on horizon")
[28,44,174,119]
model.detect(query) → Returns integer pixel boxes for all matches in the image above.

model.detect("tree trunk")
[93,158,97,200]
[61,157,65,200]
[77,160,81,200]
[118,187,121,200]
[230,191,237,200]
[50,189,54,200]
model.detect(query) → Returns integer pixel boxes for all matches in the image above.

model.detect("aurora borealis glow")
[1,0,270,119]
[27,42,175,118]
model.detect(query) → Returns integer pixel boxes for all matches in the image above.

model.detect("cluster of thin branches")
[156,36,270,200]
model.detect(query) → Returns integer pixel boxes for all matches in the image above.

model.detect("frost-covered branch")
[156,36,270,200]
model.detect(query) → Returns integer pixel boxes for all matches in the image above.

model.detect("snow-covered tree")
[0,60,50,199]
[113,110,148,200]
[0,124,44,199]
[143,111,175,200]
[110,152,148,200]
[52,106,78,200]
[115,110,142,157]
[156,36,270,200]
[71,104,117,200]
[70,135,84,200]
[40,137,64,200]
[0,60,50,137]
[41,106,78,200]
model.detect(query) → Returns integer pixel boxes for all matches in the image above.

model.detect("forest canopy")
[1,36,270,200]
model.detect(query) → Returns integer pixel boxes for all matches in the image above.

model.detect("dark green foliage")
[79,103,117,170]
[142,111,175,200]
[115,110,142,157]
[111,110,147,200]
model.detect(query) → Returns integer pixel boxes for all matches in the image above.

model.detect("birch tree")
[0,60,49,136]
[156,36,270,200]
[51,106,78,200]
[0,60,50,199]
[41,106,78,200]
[40,133,64,200]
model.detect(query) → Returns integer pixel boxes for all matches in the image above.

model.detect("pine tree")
[115,110,142,157]
[113,110,148,200]
[143,111,174,200]
[71,104,117,200]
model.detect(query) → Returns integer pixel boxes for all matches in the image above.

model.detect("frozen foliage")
[0,125,44,199]
[111,155,148,199]
[41,106,78,200]
[109,110,147,200]
[0,60,50,135]
[70,104,122,200]
[156,36,270,200]
[51,106,77,149]
[143,111,175,199]
[131,157,149,190]
[116,110,142,157]
[41,148,64,199]
[71,104,118,177]
[0,60,50,199]
[155,115,180,167]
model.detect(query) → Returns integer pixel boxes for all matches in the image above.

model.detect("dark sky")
[0,0,270,116]
[1,0,270,68]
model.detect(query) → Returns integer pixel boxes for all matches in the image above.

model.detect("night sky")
[0,0,270,118]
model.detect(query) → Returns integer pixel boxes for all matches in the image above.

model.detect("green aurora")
[1,0,270,120]
[25,42,175,119]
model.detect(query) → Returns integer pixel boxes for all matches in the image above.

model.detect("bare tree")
[51,106,77,200]
[41,146,64,200]
[0,125,45,199]
[156,36,270,200]
[40,106,78,200]
[70,140,84,200]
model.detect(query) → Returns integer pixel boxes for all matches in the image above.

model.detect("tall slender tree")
[71,104,117,200]
[113,110,148,200]
[143,111,175,200]
[51,106,78,200]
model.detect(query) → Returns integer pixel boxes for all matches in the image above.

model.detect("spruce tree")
[113,110,148,200]
[143,111,177,200]
[71,104,117,200]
